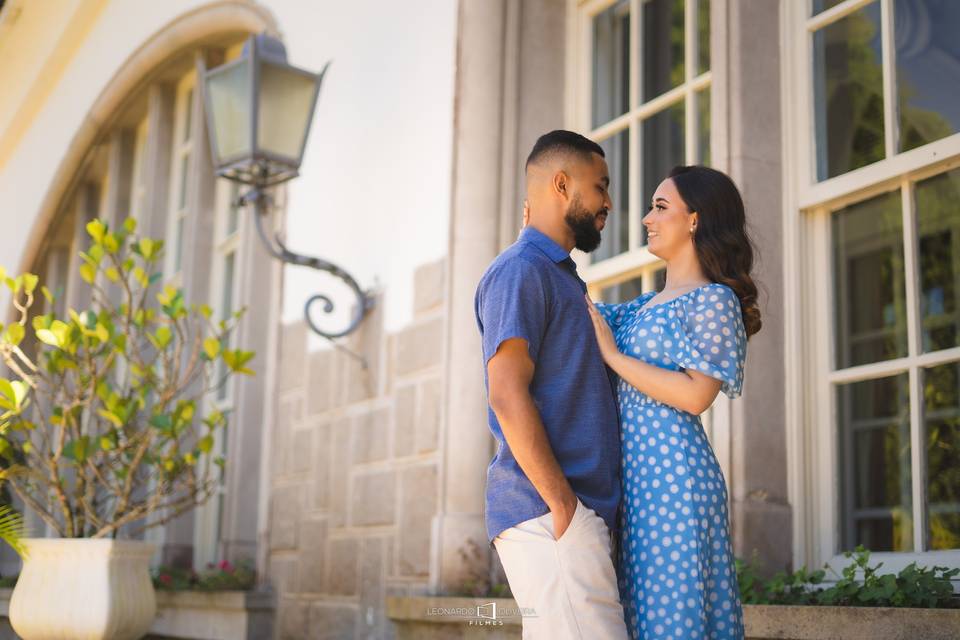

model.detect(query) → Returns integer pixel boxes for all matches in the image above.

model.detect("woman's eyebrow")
[652,196,670,205]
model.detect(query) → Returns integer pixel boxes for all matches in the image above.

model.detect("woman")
[585,165,762,640]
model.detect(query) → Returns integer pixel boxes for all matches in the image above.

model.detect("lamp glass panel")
[206,59,252,164]
[257,61,317,163]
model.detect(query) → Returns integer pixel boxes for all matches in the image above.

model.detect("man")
[474,130,628,638]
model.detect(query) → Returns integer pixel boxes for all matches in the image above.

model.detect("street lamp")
[201,32,373,340]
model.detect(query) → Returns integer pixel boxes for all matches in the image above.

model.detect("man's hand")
[547,491,579,540]
[487,337,577,541]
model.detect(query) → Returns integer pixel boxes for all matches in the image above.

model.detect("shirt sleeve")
[670,285,747,398]
[475,257,548,366]
[594,293,652,333]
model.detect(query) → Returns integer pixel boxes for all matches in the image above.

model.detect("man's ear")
[553,171,569,200]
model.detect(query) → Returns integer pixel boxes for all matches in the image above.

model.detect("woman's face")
[642,177,697,260]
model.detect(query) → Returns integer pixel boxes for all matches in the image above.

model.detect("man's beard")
[564,195,605,253]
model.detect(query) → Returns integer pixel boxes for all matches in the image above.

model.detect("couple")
[475,130,761,639]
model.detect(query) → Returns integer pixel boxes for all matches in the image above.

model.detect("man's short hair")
[525,130,605,170]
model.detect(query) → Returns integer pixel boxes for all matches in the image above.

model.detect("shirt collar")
[520,226,571,264]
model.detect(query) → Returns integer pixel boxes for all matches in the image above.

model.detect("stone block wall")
[267,258,447,640]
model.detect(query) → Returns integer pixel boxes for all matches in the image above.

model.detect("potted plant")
[0,217,254,640]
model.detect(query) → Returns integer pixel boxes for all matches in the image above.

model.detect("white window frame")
[782,0,960,575]
[129,117,149,226]
[163,72,196,286]
[193,178,245,568]
[567,0,712,293]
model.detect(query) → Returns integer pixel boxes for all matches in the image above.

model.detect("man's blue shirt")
[474,226,621,543]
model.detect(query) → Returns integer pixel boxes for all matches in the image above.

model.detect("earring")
[689,227,695,234]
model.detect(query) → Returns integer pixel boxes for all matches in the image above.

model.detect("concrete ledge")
[744,603,960,640]
[388,597,521,640]
[387,596,960,640]
[0,587,275,640]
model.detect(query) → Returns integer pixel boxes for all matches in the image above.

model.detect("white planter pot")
[9,538,157,640]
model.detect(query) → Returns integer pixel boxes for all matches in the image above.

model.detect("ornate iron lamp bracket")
[237,187,375,364]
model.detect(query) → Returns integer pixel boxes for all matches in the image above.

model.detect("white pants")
[493,498,629,639]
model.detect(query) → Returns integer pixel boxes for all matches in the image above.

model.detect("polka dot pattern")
[596,283,747,640]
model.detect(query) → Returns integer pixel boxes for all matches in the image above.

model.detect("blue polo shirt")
[474,226,621,543]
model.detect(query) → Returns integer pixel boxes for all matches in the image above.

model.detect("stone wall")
[267,258,446,640]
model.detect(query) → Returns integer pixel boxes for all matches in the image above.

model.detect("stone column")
[430,0,509,594]
[431,0,571,593]
[712,0,792,575]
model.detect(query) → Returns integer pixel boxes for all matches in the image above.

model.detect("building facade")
[0,0,957,638]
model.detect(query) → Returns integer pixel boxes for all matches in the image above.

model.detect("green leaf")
[40,286,54,304]
[132,266,149,287]
[22,273,39,295]
[79,263,96,284]
[102,233,120,254]
[123,217,137,234]
[149,414,172,431]
[97,409,123,428]
[4,323,24,346]
[198,435,214,453]
[63,436,90,463]
[94,323,109,343]
[223,349,255,376]
[86,219,106,243]
[139,238,162,261]
[104,267,120,282]
[37,329,60,347]
[203,337,220,360]
[199,304,213,320]
[150,326,172,350]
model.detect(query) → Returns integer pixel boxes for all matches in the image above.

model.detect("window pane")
[653,266,666,291]
[641,101,685,245]
[600,275,645,304]
[227,182,241,236]
[697,88,710,165]
[174,217,185,273]
[698,0,710,73]
[915,169,960,353]
[217,252,236,401]
[837,374,913,552]
[177,153,190,211]
[924,361,960,550]
[642,0,684,101]
[594,130,630,262]
[895,0,960,152]
[593,1,631,128]
[812,1,885,181]
[832,190,907,369]
[183,87,194,143]
[812,0,846,14]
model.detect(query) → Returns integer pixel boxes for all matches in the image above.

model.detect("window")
[571,0,711,297]
[129,118,149,225]
[810,0,960,181]
[786,0,960,566]
[165,75,196,281]
[193,177,244,567]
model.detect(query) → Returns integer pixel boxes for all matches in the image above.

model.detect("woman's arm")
[585,295,721,415]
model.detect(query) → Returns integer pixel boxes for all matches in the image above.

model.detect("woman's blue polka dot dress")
[596,283,747,640]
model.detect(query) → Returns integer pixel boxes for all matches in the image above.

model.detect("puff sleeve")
[594,293,653,333]
[670,285,747,398]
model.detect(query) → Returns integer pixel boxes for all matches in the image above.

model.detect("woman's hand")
[585,294,619,364]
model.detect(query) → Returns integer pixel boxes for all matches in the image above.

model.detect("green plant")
[450,538,513,599]
[0,217,254,538]
[736,545,959,608]
[152,559,256,591]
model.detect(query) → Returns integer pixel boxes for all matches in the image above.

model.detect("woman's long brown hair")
[669,165,762,338]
